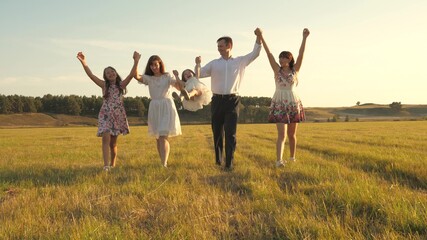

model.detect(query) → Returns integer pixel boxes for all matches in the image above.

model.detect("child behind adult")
[172,68,212,111]
[134,53,185,167]
[76,51,140,171]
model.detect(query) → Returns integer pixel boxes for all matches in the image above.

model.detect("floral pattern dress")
[97,84,130,136]
[268,69,305,123]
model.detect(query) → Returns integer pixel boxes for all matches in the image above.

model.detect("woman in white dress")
[172,69,212,111]
[134,54,186,167]
[257,28,310,167]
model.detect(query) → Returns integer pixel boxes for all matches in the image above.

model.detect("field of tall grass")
[1,121,426,239]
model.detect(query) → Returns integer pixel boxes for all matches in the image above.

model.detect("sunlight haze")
[1,0,426,107]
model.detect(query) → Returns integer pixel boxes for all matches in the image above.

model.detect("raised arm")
[172,70,185,90]
[195,56,201,77]
[121,51,141,88]
[239,29,262,67]
[76,52,104,88]
[172,70,180,81]
[294,28,310,72]
[255,28,280,73]
[196,56,213,78]
[195,58,201,78]
[133,58,144,84]
[255,28,261,45]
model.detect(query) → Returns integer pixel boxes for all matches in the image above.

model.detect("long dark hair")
[103,66,126,98]
[279,51,295,73]
[181,69,196,82]
[278,51,298,85]
[144,55,165,76]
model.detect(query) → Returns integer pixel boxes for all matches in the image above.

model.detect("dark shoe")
[224,166,233,172]
[181,89,190,100]
[215,160,222,166]
[172,92,182,102]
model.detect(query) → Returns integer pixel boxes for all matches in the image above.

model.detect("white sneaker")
[162,161,168,168]
[289,157,296,162]
[275,160,285,167]
[103,166,111,172]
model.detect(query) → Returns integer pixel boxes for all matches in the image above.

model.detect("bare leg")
[287,123,298,160]
[101,133,111,168]
[188,89,202,100]
[157,136,170,167]
[110,135,118,167]
[276,123,287,163]
[156,139,161,159]
[181,89,190,100]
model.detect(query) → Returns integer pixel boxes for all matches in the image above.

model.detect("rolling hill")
[0,104,426,127]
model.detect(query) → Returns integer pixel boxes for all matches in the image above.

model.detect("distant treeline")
[0,94,273,123]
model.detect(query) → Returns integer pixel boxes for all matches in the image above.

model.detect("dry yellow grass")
[0,122,426,239]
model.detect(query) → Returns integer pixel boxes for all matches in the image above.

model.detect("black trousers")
[211,94,239,168]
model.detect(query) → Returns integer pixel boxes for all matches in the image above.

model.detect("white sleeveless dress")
[182,77,212,111]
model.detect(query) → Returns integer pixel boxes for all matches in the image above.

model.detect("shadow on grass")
[299,144,427,191]
[0,166,100,187]
[246,132,275,143]
[0,160,159,188]
[204,171,253,198]
[318,192,390,237]
[110,163,151,185]
[276,171,320,194]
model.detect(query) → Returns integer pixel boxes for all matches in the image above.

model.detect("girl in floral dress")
[257,28,310,167]
[172,68,212,111]
[134,54,185,167]
[77,51,141,171]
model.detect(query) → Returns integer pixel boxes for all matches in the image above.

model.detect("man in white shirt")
[195,28,262,170]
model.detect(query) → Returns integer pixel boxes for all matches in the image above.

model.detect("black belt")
[213,93,237,98]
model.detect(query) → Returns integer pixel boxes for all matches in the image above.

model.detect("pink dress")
[268,70,305,123]
[97,84,130,136]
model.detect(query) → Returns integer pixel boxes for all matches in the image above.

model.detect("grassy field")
[0,122,426,239]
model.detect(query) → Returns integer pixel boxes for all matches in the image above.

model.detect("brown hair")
[279,51,295,73]
[181,69,196,82]
[144,55,165,76]
[217,36,233,49]
[102,66,126,98]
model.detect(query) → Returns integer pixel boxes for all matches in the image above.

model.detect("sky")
[1,0,426,107]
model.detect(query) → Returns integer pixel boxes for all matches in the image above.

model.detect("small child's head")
[181,69,195,82]
[145,55,165,76]
[103,66,120,82]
